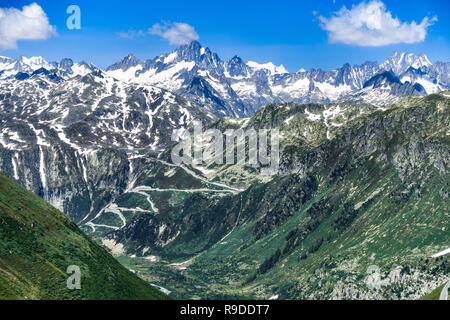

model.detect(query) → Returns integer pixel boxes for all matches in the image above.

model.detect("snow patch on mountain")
[246,61,289,75]
[380,52,432,75]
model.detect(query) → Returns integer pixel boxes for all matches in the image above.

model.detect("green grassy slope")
[0,173,169,300]
[420,282,447,300]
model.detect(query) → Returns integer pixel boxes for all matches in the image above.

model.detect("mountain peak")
[58,58,74,70]
[172,40,222,69]
[0,172,169,300]
[10,56,51,74]
[246,61,288,75]
[125,53,137,61]
[229,55,243,64]
[224,55,249,78]
[188,40,202,47]
[16,56,47,64]
[176,40,210,57]
[381,52,432,75]
[107,53,141,71]
[0,56,12,62]
[175,40,203,53]
[363,70,401,88]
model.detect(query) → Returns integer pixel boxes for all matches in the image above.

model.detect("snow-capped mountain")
[0,56,98,80]
[246,61,289,75]
[380,51,432,75]
[0,42,448,303]
[0,56,53,79]
[425,62,450,87]
[104,42,449,116]
[338,70,426,107]
[55,58,98,79]
[1,42,449,118]
[0,69,213,152]
[106,42,251,117]
[399,67,445,95]
[0,68,214,220]
[0,56,13,69]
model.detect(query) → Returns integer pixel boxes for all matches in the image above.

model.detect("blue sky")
[1,0,449,71]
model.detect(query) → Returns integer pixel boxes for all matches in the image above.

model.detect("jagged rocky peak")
[58,58,74,70]
[380,51,432,75]
[107,53,142,71]
[80,69,106,82]
[25,67,63,84]
[403,66,427,76]
[333,63,354,80]
[229,55,243,64]
[13,72,30,80]
[362,60,379,67]
[340,69,428,106]
[0,56,12,63]
[426,61,450,87]
[14,56,48,72]
[225,55,250,77]
[174,41,222,70]
[15,55,47,65]
[363,70,402,88]
[175,40,210,60]
[78,61,98,71]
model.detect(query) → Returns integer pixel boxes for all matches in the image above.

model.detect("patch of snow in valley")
[314,82,352,101]
[431,248,450,258]
[11,153,19,180]
[284,115,295,124]
[39,146,47,190]
[304,108,321,121]
[101,238,125,256]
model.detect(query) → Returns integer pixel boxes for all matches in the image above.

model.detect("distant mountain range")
[1,41,449,117]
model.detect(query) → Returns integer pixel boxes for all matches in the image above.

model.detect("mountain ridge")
[1,42,449,116]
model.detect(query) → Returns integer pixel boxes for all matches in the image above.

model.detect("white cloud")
[0,3,56,50]
[318,0,436,46]
[149,22,199,45]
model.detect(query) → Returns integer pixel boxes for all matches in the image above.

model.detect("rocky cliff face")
[104,92,449,299]
[0,70,214,223]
